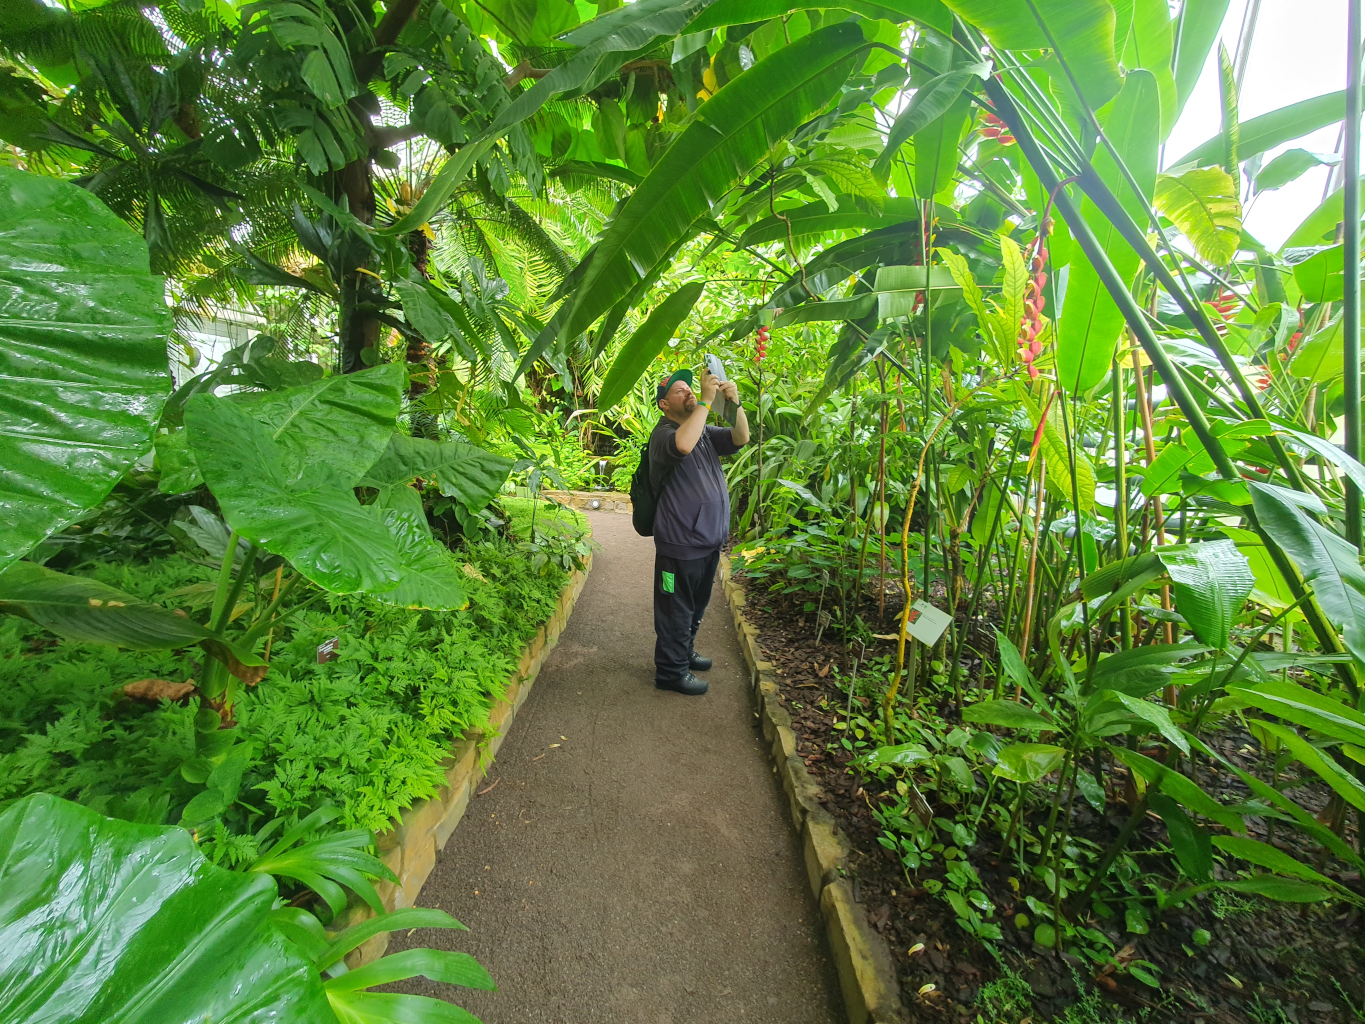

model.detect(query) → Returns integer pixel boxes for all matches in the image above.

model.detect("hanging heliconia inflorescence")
[1019,220,1050,380]
[755,323,770,364]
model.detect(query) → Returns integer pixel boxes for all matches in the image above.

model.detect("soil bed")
[730,572,1365,1024]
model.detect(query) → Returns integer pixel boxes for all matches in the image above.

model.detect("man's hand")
[719,379,739,404]
[699,370,720,404]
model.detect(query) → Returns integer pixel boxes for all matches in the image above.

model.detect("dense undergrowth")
[0,501,586,854]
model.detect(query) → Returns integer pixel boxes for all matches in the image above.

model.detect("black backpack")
[629,440,678,536]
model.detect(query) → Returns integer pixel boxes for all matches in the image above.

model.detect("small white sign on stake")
[904,600,952,646]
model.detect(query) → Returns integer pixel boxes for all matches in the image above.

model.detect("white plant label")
[904,601,952,646]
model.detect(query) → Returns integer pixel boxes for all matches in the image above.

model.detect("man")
[649,367,749,695]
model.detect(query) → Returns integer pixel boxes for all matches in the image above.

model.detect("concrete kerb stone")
[336,544,594,967]
[718,553,906,1024]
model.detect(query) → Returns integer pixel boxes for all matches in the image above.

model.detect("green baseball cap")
[656,367,695,402]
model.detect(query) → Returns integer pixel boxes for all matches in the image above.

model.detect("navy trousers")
[653,547,719,683]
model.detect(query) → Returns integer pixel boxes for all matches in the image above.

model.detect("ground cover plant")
[5,0,1365,1020]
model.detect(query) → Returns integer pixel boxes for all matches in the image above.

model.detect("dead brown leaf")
[124,678,196,702]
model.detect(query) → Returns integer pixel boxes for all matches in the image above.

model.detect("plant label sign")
[904,601,951,646]
[317,637,340,664]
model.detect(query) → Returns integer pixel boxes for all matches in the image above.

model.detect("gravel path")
[388,510,843,1023]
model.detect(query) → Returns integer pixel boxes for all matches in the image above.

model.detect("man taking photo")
[649,367,749,696]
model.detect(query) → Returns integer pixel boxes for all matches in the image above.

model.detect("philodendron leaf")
[185,393,403,596]
[360,433,514,515]
[372,508,467,611]
[992,743,1065,784]
[1155,539,1254,650]
[0,561,263,670]
[0,167,173,571]
[1153,167,1244,266]
[228,363,404,485]
[0,793,334,1024]
[961,699,1053,730]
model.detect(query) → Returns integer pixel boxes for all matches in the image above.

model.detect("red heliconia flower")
[1287,331,1302,352]
[755,324,770,364]
[1017,231,1050,380]
[978,111,1016,146]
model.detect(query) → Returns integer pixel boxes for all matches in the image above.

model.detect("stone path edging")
[541,489,632,513]
[719,554,906,1024]
[343,547,594,965]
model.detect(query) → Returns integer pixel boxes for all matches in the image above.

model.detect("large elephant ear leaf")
[0,167,173,571]
[1156,539,1254,650]
[0,793,334,1024]
[185,393,403,596]
[361,433,514,514]
[371,508,468,611]
[229,363,405,485]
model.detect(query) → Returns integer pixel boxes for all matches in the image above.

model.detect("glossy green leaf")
[995,629,1045,706]
[1155,539,1254,649]
[1250,481,1365,664]
[185,393,403,596]
[1255,149,1336,194]
[0,167,172,571]
[1101,691,1190,754]
[1058,70,1159,393]
[360,433,514,515]
[864,742,933,767]
[961,699,1053,730]
[320,907,466,971]
[913,91,973,200]
[597,281,706,411]
[1089,643,1208,697]
[1279,426,1365,495]
[991,743,1065,783]
[561,23,865,342]
[1292,244,1348,302]
[1256,720,1365,813]
[1289,311,1345,382]
[1282,176,1365,250]
[324,948,494,994]
[942,0,1122,107]
[1153,167,1243,266]
[0,561,263,668]
[227,363,404,485]
[874,66,980,178]
[1175,90,1345,169]
[0,793,333,1024]
[1212,835,1335,887]
[1120,0,1177,137]
[1038,417,1096,511]
[873,264,960,318]
[688,0,951,31]
[1221,875,1331,903]
[1231,678,1365,748]
[1149,792,1211,881]
[1111,745,1243,830]
[373,508,468,611]
[773,294,876,327]
[737,197,922,247]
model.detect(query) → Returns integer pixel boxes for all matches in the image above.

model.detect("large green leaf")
[913,91,975,200]
[0,561,263,668]
[875,66,980,179]
[942,0,1122,107]
[596,280,706,411]
[991,743,1065,784]
[228,363,404,485]
[1174,90,1346,169]
[1120,0,1177,137]
[961,699,1054,730]
[372,508,468,612]
[0,793,333,1024]
[1289,311,1345,382]
[1089,643,1208,697]
[1281,175,1365,250]
[360,433,514,515]
[0,167,172,571]
[1211,835,1336,888]
[185,393,403,596]
[736,196,922,247]
[1153,167,1243,266]
[1231,677,1365,748]
[873,264,960,318]
[1149,792,1211,881]
[1250,481,1365,664]
[1110,746,1243,830]
[1057,70,1159,393]
[687,0,951,31]
[1256,720,1365,813]
[1155,539,1254,649]
[560,23,865,343]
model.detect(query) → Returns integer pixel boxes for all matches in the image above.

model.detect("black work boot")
[688,650,713,672]
[656,672,709,695]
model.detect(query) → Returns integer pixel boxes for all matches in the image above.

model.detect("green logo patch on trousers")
[661,571,675,594]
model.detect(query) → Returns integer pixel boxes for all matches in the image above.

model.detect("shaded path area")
[389,511,843,1023]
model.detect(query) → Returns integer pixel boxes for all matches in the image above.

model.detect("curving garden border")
[341,545,594,966]
[540,488,632,513]
[719,554,906,1024]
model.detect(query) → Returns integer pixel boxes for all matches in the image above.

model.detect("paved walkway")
[389,510,842,1023]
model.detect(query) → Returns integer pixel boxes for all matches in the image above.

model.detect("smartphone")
[705,352,727,382]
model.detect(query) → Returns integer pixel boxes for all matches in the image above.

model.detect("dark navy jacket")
[648,417,742,559]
